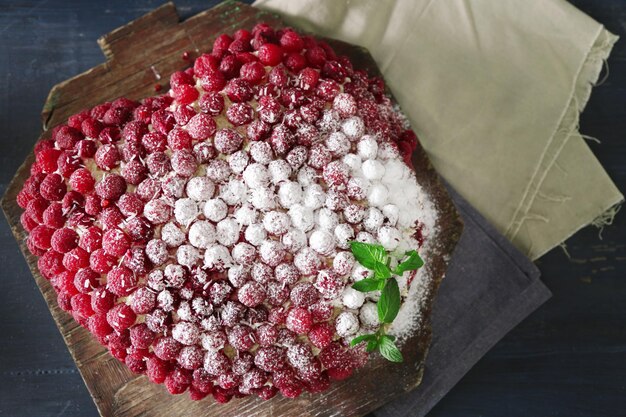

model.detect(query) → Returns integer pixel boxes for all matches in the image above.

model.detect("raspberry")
[327,366,353,381]
[170,70,194,88]
[171,150,198,177]
[298,67,320,91]
[40,173,66,201]
[224,78,253,103]
[269,125,295,155]
[120,121,147,145]
[237,281,266,307]
[226,102,253,126]
[240,61,265,84]
[103,106,131,125]
[125,351,147,374]
[98,126,121,144]
[79,226,102,253]
[50,227,78,253]
[88,313,113,338]
[128,323,154,349]
[305,372,331,393]
[75,139,97,158]
[143,198,172,224]
[290,283,319,308]
[140,131,166,153]
[255,324,278,347]
[284,52,307,73]
[253,346,285,373]
[17,189,33,209]
[165,129,190,151]
[257,95,282,124]
[91,287,115,313]
[31,225,54,249]
[147,355,170,384]
[69,168,95,194]
[258,43,283,66]
[191,368,214,393]
[318,342,350,369]
[323,160,350,188]
[266,282,289,307]
[20,212,38,232]
[95,146,120,172]
[102,228,130,257]
[54,125,83,149]
[36,148,62,174]
[165,366,192,395]
[71,293,94,318]
[227,325,255,351]
[106,303,137,332]
[246,119,271,141]
[106,266,137,296]
[95,174,126,200]
[116,193,142,217]
[314,269,344,300]
[316,79,341,101]
[68,110,90,130]
[90,103,111,121]
[200,70,226,92]
[189,386,208,401]
[52,270,77,295]
[145,152,171,177]
[194,53,220,77]
[120,141,146,163]
[307,143,332,169]
[268,65,289,87]
[56,151,80,178]
[122,247,148,275]
[308,322,334,349]
[186,113,217,140]
[125,217,154,244]
[151,109,176,135]
[212,387,233,404]
[42,202,64,228]
[198,91,224,115]
[57,291,73,311]
[81,117,103,138]
[25,197,48,222]
[63,247,90,272]
[172,84,199,105]
[280,31,304,52]
[286,307,313,334]
[219,54,242,79]
[214,128,243,154]
[178,345,204,370]
[90,250,116,275]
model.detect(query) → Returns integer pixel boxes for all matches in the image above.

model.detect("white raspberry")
[351,264,373,282]
[347,176,370,201]
[303,184,325,209]
[250,187,276,211]
[278,181,303,208]
[259,239,285,267]
[288,204,315,232]
[356,231,376,244]
[268,159,292,184]
[378,226,402,250]
[188,220,216,249]
[232,242,256,264]
[263,211,291,235]
[359,302,380,327]
[294,247,322,275]
[228,150,249,174]
[325,131,350,156]
[309,229,335,255]
[335,311,359,337]
[177,244,200,268]
[172,322,200,345]
[378,141,400,160]
[186,176,214,201]
[342,153,362,172]
[296,166,316,186]
[341,116,365,140]
[316,207,339,230]
[342,287,365,309]
[219,179,247,206]
[357,135,378,160]
[174,198,198,226]
[333,251,355,276]
[343,204,365,224]
[282,228,307,253]
[368,183,389,207]
[382,204,399,226]
[249,142,274,165]
[203,198,228,222]
[244,223,266,246]
[234,204,258,226]
[362,159,386,180]
[216,218,240,247]
[145,239,168,266]
[161,222,185,247]
[243,163,270,188]
[334,224,355,249]
[204,244,233,270]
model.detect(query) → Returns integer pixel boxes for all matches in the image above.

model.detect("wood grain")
[0,2,462,416]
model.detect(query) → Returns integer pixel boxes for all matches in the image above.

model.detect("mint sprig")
[348,241,425,363]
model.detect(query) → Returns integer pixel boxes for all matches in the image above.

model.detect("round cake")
[16,23,437,402]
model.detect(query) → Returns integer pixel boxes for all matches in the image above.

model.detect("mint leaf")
[374,262,392,280]
[350,333,377,347]
[378,278,401,323]
[394,250,424,275]
[352,278,384,292]
[349,241,387,270]
[378,335,403,362]
[366,338,379,352]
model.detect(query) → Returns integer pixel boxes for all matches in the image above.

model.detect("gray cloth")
[375,187,552,417]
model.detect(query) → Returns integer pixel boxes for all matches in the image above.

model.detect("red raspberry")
[189,386,208,401]
[178,345,204,370]
[214,128,243,154]
[314,269,344,299]
[258,43,283,66]
[154,337,182,361]
[290,283,319,308]
[298,67,320,91]
[172,84,199,105]
[226,102,253,126]
[212,387,232,404]
[102,228,130,257]
[151,109,176,135]
[308,143,332,169]
[111,97,138,110]
[327,366,353,381]
[240,61,265,84]
[316,79,341,100]
[50,227,78,253]
[88,313,113,338]
[266,282,288,306]
[213,33,233,53]
[95,174,126,200]
[42,202,65,228]
[186,113,217,140]
[169,70,194,88]
[75,139,97,158]
[20,212,38,232]
[171,150,198,177]
[54,125,83,149]
[286,307,313,334]
[85,195,101,216]
[90,103,111,121]
[246,119,271,141]
[95,144,120,170]
[125,217,154,244]
[30,225,54,249]
[200,70,226,92]
[79,226,102,253]
[257,95,282,124]
[71,293,94,318]
[35,148,62,174]
[17,189,33,209]
[305,372,331,393]
[165,366,192,395]
[224,78,253,103]
[147,355,170,384]
[318,342,350,369]
[165,129,191,151]
[323,160,350,187]
[268,305,288,325]
[145,152,171,177]
[122,246,149,275]
[254,346,286,372]
[120,122,147,145]
[256,385,278,400]
[309,300,333,322]
[198,91,224,115]
[228,325,255,351]
[194,54,220,77]
[129,323,155,349]
[68,168,95,194]
[280,31,304,53]
[284,52,307,73]
[34,139,54,155]
[269,125,295,155]
[25,198,48,223]
[56,151,80,178]
[53,270,78,295]
[308,322,334,349]
[120,159,147,186]
[255,324,278,347]
[237,281,266,307]
[271,367,298,389]
[125,351,147,374]
[306,46,327,68]
[103,106,131,125]
[91,287,115,313]
[98,127,121,145]
[106,266,137,296]
[117,193,143,217]
[63,247,90,272]
[40,173,66,201]
[120,141,145,163]
[57,291,73,312]
[68,110,90,130]
[61,190,84,212]
[107,303,137,332]
[268,65,289,87]
[141,131,167,153]
[218,54,241,79]
[228,37,251,54]
[89,249,117,274]
[130,287,156,314]
[81,118,103,138]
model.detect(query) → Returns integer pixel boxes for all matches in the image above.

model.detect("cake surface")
[16,23,438,402]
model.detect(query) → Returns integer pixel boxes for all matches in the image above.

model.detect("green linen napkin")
[254,0,623,259]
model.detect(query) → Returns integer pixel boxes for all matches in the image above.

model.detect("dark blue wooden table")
[0,1,624,416]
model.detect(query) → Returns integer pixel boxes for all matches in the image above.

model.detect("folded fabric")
[253,0,623,259]
[373,186,551,417]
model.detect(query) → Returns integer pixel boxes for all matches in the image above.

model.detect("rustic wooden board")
[1,1,462,416]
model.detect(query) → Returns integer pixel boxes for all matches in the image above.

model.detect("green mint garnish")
[347,241,425,363]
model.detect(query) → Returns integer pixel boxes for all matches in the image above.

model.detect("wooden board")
[0,2,463,416]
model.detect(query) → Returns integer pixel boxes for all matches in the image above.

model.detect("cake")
[16,23,438,402]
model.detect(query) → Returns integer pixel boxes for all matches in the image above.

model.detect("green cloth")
[254,0,623,259]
